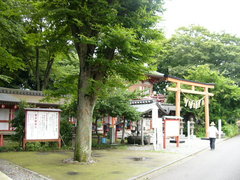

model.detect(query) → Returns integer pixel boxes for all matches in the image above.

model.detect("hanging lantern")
[1,104,5,108]
[14,105,18,109]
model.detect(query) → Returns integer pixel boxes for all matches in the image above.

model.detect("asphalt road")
[149,135,240,180]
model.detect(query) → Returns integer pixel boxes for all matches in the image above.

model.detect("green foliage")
[60,119,74,146]
[0,75,12,84]
[26,142,42,151]
[0,138,21,152]
[166,65,240,124]
[222,124,239,137]
[43,53,79,96]
[94,89,141,121]
[25,142,60,151]
[0,0,26,86]
[184,65,240,123]
[40,0,164,91]
[158,25,240,85]
[1,0,165,161]
[11,101,29,146]
[92,142,112,150]
[0,146,16,152]
[195,124,206,138]
[0,0,74,90]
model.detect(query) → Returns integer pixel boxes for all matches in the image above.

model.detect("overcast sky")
[161,0,240,37]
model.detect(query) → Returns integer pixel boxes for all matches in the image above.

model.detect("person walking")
[208,122,219,150]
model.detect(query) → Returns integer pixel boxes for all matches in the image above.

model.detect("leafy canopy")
[0,0,26,84]
[158,25,240,85]
[183,65,240,124]
[94,89,141,122]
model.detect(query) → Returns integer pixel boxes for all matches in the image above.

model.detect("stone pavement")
[0,158,49,180]
[0,137,226,180]
[129,137,221,179]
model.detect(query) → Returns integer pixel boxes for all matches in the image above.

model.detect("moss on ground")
[0,149,183,180]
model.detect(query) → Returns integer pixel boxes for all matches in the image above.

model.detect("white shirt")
[208,126,218,138]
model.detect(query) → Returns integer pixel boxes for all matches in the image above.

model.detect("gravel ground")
[0,159,51,180]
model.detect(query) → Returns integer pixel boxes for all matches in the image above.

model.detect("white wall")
[0,109,10,120]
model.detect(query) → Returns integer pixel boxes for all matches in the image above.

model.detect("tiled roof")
[131,99,176,115]
[0,93,19,102]
[0,87,43,96]
[132,102,157,114]
[0,87,64,106]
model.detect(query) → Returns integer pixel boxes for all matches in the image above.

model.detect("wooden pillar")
[175,82,181,116]
[204,87,210,137]
[0,134,4,147]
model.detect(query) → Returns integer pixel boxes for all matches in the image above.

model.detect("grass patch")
[0,149,183,180]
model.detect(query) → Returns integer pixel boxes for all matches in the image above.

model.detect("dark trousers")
[209,138,216,150]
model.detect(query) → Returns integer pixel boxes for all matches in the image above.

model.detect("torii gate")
[165,76,215,137]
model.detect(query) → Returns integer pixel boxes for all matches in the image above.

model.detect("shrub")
[26,142,42,151]
[222,124,239,137]
[25,142,60,151]
[0,146,18,152]
[11,101,29,146]
[60,119,74,146]
[195,124,206,138]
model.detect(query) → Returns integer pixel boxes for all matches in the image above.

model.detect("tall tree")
[41,0,164,162]
[0,0,25,85]
[0,0,72,90]
[94,89,141,144]
[158,25,240,84]
[19,1,71,90]
[166,65,240,125]
[184,65,240,124]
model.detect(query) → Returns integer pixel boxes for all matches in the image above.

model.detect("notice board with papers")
[23,108,62,149]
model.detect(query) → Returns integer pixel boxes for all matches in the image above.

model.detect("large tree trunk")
[71,21,107,162]
[74,71,97,162]
[74,95,96,162]
[73,36,98,162]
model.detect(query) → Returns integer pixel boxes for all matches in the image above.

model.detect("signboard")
[163,116,182,149]
[23,108,61,149]
[26,111,59,140]
[165,119,180,136]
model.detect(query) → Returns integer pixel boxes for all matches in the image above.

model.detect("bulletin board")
[165,119,180,137]
[23,108,62,149]
[163,116,182,149]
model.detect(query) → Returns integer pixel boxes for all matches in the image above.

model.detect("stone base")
[169,139,185,143]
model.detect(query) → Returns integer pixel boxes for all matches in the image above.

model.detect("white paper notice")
[26,111,59,140]
[165,120,180,136]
